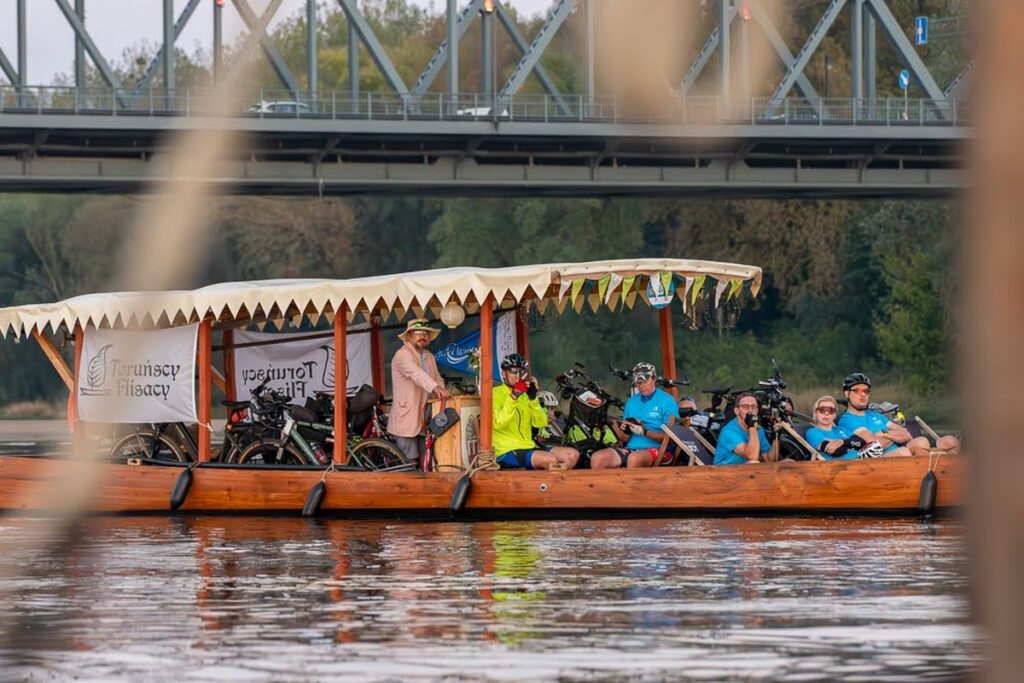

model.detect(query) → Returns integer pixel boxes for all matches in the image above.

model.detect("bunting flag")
[587,292,602,313]
[680,277,694,313]
[624,288,639,309]
[596,273,611,303]
[689,274,706,307]
[660,271,674,293]
[558,278,572,300]
[727,278,743,302]
[605,273,623,306]
[570,278,585,307]
[714,279,729,308]
[621,275,636,303]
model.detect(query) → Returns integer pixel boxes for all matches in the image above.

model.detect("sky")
[0,0,554,86]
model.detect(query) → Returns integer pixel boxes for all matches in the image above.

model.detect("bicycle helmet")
[500,353,529,372]
[842,372,872,391]
[631,361,657,384]
[536,391,559,408]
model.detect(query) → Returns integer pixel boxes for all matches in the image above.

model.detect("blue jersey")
[805,424,859,460]
[838,410,899,454]
[714,417,770,465]
[622,388,679,449]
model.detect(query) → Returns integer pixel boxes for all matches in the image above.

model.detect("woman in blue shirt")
[805,395,864,460]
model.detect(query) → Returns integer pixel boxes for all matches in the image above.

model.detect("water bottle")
[314,446,330,465]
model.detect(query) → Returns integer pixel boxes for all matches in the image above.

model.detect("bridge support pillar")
[213,0,223,83]
[75,0,85,98]
[851,0,864,101]
[447,0,459,101]
[162,0,174,107]
[865,7,876,105]
[308,0,318,105]
[719,0,730,98]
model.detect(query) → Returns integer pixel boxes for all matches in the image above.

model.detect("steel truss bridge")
[0,0,972,198]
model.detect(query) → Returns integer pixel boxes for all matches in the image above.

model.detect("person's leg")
[529,450,558,469]
[885,446,913,457]
[549,446,579,469]
[590,447,625,469]
[626,449,656,468]
[496,449,531,469]
[393,436,422,463]
[936,434,961,453]
[907,436,932,456]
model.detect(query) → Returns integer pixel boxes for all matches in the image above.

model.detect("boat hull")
[0,453,964,516]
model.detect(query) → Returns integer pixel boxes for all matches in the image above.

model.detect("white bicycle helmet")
[536,390,559,408]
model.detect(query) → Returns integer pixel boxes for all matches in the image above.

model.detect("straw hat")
[398,318,441,342]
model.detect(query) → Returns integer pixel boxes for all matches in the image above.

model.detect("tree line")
[0,0,966,416]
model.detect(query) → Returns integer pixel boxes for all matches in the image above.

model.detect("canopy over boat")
[0,258,762,338]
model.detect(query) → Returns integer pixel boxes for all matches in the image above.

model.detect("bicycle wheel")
[236,439,308,466]
[350,438,411,471]
[110,431,190,463]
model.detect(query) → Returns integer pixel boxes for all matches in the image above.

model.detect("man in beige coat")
[387,318,448,463]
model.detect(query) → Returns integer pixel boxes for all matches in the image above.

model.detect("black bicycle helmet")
[500,353,529,372]
[631,361,657,384]
[842,372,872,391]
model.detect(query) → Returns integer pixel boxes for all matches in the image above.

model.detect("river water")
[0,515,982,681]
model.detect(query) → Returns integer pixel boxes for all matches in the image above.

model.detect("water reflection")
[0,516,981,680]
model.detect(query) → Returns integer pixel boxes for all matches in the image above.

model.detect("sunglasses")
[815,406,837,414]
[505,369,525,376]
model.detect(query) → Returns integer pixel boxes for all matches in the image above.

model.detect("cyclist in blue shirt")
[713,392,779,465]
[591,362,679,469]
[838,372,960,456]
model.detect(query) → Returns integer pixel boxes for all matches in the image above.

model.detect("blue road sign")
[898,69,911,90]
[915,16,928,46]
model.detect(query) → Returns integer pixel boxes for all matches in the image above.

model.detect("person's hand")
[434,387,449,400]
[744,413,758,429]
[824,439,842,455]
[626,420,645,436]
[526,380,538,400]
[511,379,528,399]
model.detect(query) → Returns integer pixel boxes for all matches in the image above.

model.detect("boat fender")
[449,474,472,518]
[303,481,327,518]
[918,471,938,516]
[169,464,197,511]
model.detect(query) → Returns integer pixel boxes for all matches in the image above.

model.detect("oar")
[914,416,943,443]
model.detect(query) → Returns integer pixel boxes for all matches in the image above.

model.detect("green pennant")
[570,278,585,306]
[689,274,706,306]
[660,271,673,293]
[727,278,743,301]
[596,273,611,303]
[620,275,636,308]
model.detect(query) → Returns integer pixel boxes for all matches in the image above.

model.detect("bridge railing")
[0,85,973,127]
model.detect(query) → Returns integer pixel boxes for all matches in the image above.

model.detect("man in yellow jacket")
[493,353,579,470]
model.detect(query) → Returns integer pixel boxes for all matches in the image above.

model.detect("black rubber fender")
[169,467,193,511]
[303,481,327,517]
[449,474,472,517]
[918,470,938,515]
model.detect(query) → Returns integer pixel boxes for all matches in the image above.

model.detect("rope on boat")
[449,450,499,518]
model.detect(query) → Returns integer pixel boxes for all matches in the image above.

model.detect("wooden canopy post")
[333,305,348,465]
[31,329,74,390]
[659,306,678,398]
[370,312,385,393]
[198,320,212,462]
[71,324,83,441]
[479,295,495,454]
[514,305,530,366]
[222,329,236,419]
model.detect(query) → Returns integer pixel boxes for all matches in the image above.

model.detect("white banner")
[233,328,372,403]
[496,311,516,369]
[78,325,198,424]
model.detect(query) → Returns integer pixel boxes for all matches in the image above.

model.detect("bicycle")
[229,388,412,471]
[108,376,282,464]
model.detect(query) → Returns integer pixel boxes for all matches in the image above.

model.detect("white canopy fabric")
[0,258,762,338]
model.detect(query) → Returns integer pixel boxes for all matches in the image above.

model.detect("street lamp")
[824,54,833,100]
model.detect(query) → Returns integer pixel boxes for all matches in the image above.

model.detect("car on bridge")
[247,101,311,116]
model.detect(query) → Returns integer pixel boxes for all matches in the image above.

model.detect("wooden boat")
[0,453,961,515]
[0,258,962,516]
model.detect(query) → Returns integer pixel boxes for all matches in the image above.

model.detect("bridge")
[0,0,972,198]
